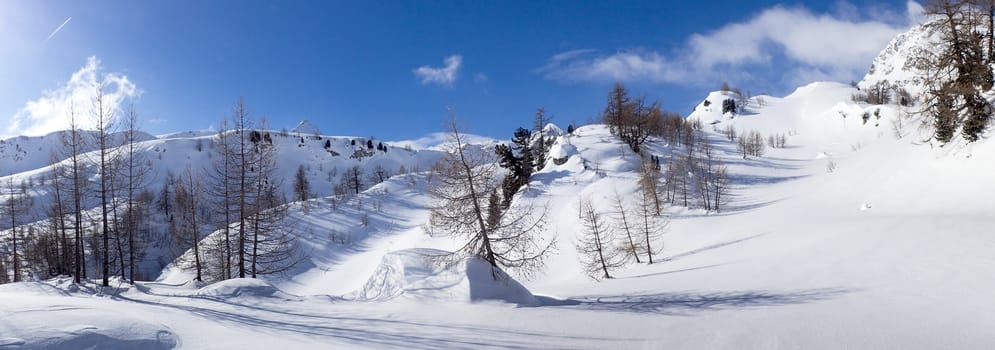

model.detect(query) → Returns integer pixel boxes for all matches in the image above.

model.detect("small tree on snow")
[429,115,555,278]
[170,166,204,282]
[636,187,667,264]
[576,198,627,279]
[611,190,642,263]
[293,164,310,203]
[722,98,737,115]
[343,166,364,194]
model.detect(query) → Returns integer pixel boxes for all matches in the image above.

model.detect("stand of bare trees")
[736,130,766,159]
[603,83,666,153]
[247,118,296,278]
[0,88,309,287]
[117,104,153,283]
[576,198,626,279]
[198,100,297,282]
[342,166,364,195]
[65,102,89,284]
[2,178,32,282]
[171,166,205,282]
[89,80,120,287]
[657,130,731,213]
[206,120,235,280]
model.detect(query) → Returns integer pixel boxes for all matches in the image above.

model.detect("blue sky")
[0,0,920,140]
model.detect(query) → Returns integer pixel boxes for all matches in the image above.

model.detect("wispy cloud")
[45,16,72,42]
[473,73,488,84]
[540,1,922,87]
[5,56,140,137]
[414,55,462,86]
[539,49,690,84]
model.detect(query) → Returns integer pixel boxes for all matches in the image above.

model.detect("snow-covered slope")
[0,130,155,177]
[2,97,995,347]
[139,78,995,348]
[0,125,453,279]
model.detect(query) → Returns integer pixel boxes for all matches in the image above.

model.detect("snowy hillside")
[0,126,491,279]
[0,130,155,177]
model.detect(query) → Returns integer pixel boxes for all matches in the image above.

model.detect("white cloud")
[688,5,904,71]
[413,55,462,86]
[541,2,921,86]
[540,50,690,83]
[6,56,139,137]
[906,1,926,25]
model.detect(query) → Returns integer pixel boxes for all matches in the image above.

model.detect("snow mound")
[548,141,577,161]
[291,119,321,135]
[689,90,743,124]
[195,278,297,300]
[353,248,540,306]
[0,281,72,297]
[541,123,564,137]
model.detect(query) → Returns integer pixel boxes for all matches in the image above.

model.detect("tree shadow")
[114,293,632,349]
[676,197,786,218]
[731,174,808,186]
[662,234,765,263]
[617,264,723,279]
[536,287,852,316]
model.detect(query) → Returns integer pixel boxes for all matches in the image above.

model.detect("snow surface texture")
[3,23,995,349]
[352,248,539,306]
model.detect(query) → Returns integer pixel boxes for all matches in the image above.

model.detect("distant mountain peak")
[858,19,943,96]
[292,119,321,135]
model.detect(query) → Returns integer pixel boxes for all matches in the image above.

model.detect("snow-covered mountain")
[857,18,944,95]
[0,130,155,177]
[290,119,321,135]
[2,20,995,349]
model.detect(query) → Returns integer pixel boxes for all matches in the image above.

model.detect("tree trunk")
[455,128,496,266]
[594,226,610,279]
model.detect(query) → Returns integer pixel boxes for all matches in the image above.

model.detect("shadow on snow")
[536,287,852,316]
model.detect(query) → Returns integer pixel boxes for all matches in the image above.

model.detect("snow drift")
[195,278,298,300]
[353,249,540,306]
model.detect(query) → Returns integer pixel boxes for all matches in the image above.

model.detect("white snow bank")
[0,284,179,350]
[548,141,577,160]
[0,280,72,297]
[2,324,178,350]
[353,248,540,306]
[195,278,298,300]
[541,123,564,137]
